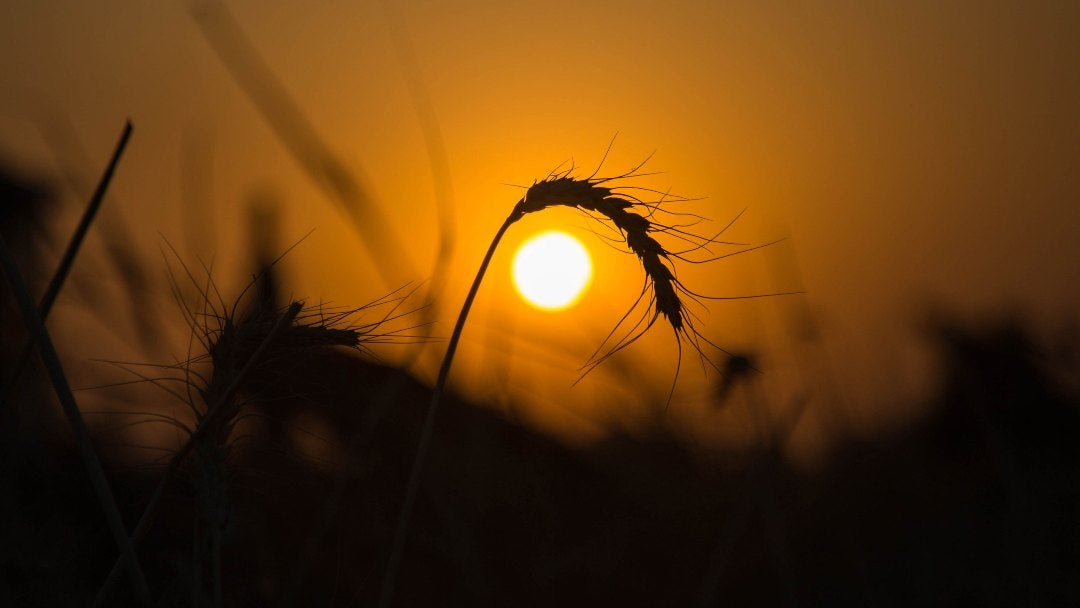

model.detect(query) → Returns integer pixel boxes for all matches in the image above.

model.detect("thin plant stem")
[92,301,303,607]
[0,232,153,607]
[0,120,133,409]
[379,210,521,608]
[379,160,779,605]
[189,0,417,286]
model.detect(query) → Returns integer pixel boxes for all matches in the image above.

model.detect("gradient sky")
[3,1,1078,456]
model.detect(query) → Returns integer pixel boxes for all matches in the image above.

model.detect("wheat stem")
[92,301,302,607]
[380,210,520,608]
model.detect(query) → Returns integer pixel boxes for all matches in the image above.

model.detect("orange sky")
[3,1,1078,456]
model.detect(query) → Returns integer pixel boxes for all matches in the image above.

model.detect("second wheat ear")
[380,157,797,607]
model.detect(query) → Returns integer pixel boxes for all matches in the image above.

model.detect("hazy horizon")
[3,0,1077,457]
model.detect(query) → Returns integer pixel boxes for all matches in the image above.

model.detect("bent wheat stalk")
[380,157,796,606]
[379,214,514,607]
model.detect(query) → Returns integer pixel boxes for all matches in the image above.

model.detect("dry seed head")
[513,161,793,392]
[518,172,686,334]
[197,296,419,411]
[517,176,612,216]
[176,279,423,447]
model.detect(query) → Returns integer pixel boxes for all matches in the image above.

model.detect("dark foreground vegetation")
[5,315,1079,607]
[3,165,1079,607]
[9,87,1080,608]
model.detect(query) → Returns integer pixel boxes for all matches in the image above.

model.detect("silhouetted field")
[5,1,1080,603]
[3,160,1078,606]
[5,317,1080,606]
[4,106,1080,608]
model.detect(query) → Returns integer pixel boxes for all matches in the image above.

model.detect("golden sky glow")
[2,0,1078,451]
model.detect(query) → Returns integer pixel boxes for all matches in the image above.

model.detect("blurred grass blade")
[0,232,152,607]
[380,0,456,303]
[40,120,132,318]
[0,120,132,408]
[37,112,163,355]
[188,0,416,286]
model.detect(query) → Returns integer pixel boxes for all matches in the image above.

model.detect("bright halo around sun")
[512,230,593,311]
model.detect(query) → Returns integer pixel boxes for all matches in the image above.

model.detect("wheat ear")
[91,301,302,607]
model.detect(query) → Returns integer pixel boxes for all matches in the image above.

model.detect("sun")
[512,230,593,311]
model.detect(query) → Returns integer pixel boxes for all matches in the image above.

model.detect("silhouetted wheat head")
[91,254,426,606]
[514,159,789,384]
[168,278,424,465]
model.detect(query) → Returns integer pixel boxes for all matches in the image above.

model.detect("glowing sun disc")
[512,230,593,311]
